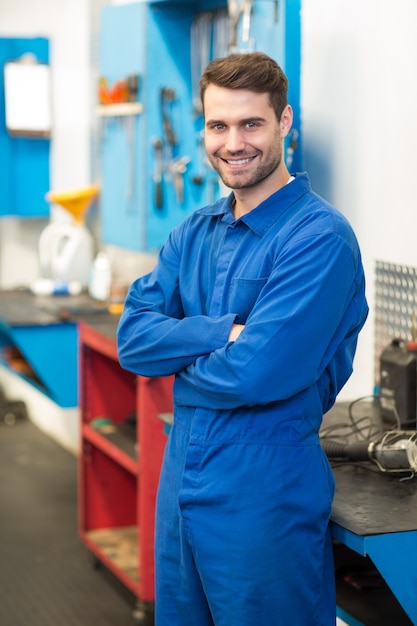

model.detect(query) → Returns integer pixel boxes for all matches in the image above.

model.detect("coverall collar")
[196,172,312,237]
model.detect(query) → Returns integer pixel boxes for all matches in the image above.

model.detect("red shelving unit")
[78,321,172,623]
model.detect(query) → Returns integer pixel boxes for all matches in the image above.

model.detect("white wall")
[0,0,92,190]
[302,0,417,400]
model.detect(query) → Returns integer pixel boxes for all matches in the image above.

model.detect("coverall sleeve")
[176,231,368,409]
[117,228,236,377]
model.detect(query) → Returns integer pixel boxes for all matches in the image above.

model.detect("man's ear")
[280,105,293,138]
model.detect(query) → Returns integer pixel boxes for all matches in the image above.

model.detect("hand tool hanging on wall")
[169,156,191,205]
[213,9,229,58]
[161,87,178,156]
[158,86,190,207]
[286,128,299,169]
[241,0,253,43]
[149,87,178,212]
[124,74,140,210]
[227,0,253,53]
[98,73,141,212]
[190,10,229,116]
[274,0,279,22]
[190,12,212,115]
[152,137,164,210]
[125,114,136,209]
[228,0,239,49]
[191,130,206,186]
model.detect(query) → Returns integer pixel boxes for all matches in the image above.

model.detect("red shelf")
[82,423,138,474]
[78,321,173,608]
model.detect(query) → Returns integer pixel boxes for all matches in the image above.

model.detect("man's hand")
[228,323,245,342]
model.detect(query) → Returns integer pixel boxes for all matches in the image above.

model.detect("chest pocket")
[228,277,268,323]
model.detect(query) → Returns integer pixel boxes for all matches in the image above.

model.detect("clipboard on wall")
[4,53,52,138]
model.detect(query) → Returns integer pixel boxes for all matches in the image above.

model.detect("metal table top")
[324,402,417,535]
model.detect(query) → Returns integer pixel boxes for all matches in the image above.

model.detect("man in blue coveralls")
[117,52,368,626]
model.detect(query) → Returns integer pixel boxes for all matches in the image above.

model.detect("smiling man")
[117,52,368,625]
[203,82,291,216]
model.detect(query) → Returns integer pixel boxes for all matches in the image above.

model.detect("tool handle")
[321,440,369,462]
[155,180,163,210]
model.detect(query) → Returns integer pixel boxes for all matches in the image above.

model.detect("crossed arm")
[118,228,365,410]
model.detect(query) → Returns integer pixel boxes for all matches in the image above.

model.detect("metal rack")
[78,320,173,624]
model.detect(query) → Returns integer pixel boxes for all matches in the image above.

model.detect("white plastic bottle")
[89,251,112,301]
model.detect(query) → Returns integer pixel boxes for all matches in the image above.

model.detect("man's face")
[203,84,290,191]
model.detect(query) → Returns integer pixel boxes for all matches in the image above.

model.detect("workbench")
[325,402,417,626]
[0,288,112,407]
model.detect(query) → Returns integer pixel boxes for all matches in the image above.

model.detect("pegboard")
[374,260,417,385]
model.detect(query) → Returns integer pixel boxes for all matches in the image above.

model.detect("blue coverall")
[117,172,368,625]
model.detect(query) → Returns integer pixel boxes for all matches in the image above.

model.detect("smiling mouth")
[222,156,256,166]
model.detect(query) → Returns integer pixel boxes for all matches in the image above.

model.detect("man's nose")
[225,128,245,153]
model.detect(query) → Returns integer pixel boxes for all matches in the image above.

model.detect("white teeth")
[226,158,252,165]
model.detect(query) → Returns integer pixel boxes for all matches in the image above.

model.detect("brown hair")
[200,52,288,122]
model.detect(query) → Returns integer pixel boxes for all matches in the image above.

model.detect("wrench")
[152,137,164,209]
[169,156,190,205]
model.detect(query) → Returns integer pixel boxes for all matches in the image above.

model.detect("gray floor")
[0,416,137,626]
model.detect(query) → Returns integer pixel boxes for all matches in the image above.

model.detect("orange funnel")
[46,184,99,224]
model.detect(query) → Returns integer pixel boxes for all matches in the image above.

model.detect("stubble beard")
[208,145,283,191]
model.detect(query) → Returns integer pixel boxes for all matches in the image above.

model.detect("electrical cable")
[321,396,380,444]
[320,395,417,478]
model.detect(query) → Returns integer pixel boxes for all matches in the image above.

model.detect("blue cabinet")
[0,37,50,218]
[98,0,301,253]
[0,321,78,408]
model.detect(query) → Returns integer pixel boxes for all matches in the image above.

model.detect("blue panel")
[145,0,298,251]
[285,0,302,171]
[250,0,285,60]
[249,0,302,172]
[7,323,79,408]
[99,0,302,251]
[145,3,202,251]
[100,114,146,250]
[11,137,50,216]
[100,3,146,80]
[332,524,417,625]
[0,37,50,218]
[100,3,147,251]
[364,531,417,625]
